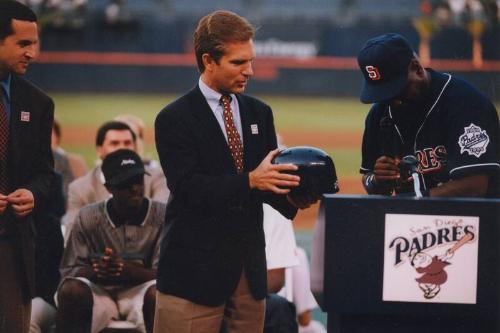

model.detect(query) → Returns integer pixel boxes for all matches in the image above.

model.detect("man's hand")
[373,156,400,184]
[0,194,8,215]
[90,248,129,283]
[7,189,34,217]
[249,149,300,194]
[90,247,146,284]
[287,190,321,209]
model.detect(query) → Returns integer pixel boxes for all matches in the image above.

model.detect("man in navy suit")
[154,10,316,333]
[0,1,54,332]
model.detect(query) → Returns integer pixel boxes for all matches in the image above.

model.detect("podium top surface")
[323,194,500,204]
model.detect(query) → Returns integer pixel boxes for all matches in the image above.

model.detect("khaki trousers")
[0,239,31,333]
[154,270,265,333]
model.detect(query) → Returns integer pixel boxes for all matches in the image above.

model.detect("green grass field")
[52,94,368,129]
[52,94,368,178]
[52,93,500,184]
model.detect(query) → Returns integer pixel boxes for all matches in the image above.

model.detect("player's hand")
[104,257,125,279]
[109,258,144,282]
[7,189,34,217]
[249,149,300,194]
[373,156,400,184]
[287,190,321,209]
[91,247,116,281]
[0,194,8,215]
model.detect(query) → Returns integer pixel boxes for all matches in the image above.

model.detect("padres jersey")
[360,69,500,196]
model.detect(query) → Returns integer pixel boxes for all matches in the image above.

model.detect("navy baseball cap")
[102,149,149,186]
[357,33,415,104]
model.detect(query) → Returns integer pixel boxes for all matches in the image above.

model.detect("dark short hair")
[95,121,136,147]
[193,10,255,73]
[0,1,37,41]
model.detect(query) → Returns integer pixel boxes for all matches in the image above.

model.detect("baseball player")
[357,33,499,197]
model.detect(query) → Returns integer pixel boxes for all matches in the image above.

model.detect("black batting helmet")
[272,146,339,196]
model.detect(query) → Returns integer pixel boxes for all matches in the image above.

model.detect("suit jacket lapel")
[236,95,258,172]
[189,86,236,172]
[8,76,23,178]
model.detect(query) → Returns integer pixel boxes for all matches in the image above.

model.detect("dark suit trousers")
[0,239,31,333]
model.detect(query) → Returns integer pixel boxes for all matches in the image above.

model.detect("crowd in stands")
[19,0,500,27]
[421,0,499,26]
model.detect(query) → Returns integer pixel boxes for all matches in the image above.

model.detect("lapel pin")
[21,111,30,122]
[251,124,258,135]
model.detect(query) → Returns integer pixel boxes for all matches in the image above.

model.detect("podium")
[311,195,500,333]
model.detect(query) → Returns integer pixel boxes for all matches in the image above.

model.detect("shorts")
[56,277,155,333]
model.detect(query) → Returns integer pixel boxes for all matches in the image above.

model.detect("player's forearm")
[362,173,394,195]
[267,268,285,293]
[125,266,157,284]
[71,265,96,281]
[429,174,489,197]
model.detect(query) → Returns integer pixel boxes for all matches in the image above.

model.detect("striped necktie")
[220,95,244,174]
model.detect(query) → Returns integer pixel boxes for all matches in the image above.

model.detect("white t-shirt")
[263,204,299,270]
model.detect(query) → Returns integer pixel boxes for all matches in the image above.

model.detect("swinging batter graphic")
[411,233,474,299]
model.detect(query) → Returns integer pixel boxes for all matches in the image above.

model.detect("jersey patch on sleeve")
[458,123,490,158]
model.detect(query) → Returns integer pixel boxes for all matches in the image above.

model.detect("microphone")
[378,116,400,158]
[399,155,425,197]
[377,116,400,193]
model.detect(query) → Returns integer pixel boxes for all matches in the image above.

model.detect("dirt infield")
[279,129,362,149]
[62,126,364,230]
[61,127,363,149]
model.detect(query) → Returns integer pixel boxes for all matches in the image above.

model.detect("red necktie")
[220,95,244,174]
[0,94,9,235]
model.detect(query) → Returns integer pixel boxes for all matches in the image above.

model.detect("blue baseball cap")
[357,33,415,104]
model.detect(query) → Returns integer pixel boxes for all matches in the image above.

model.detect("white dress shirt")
[198,77,244,144]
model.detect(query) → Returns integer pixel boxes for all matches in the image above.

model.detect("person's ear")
[202,53,215,72]
[409,58,425,78]
[96,145,105,160]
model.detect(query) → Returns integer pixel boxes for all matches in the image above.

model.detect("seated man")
[264,204,327,333]
[56,149,166,333]
[289,247,326,333]
[263,203,300,333]
[62,120,169,241]
[52,118,88,199]
[114,114,160,170]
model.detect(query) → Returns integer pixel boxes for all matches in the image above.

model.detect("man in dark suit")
[0,2,54,332]
[154,10,316,333]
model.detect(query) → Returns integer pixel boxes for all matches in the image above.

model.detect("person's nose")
[129,183,143,195]
[25,44,38,60]
[242,62,253,77]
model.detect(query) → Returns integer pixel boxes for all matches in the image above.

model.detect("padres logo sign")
[383,214,479,304]
[365,65,381,80]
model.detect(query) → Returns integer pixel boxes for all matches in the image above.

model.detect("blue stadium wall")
[27,20,500,100]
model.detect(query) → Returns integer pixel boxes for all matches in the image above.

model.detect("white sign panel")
[383,214,479,304]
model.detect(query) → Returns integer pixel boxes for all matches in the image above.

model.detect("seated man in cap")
[62,120,169,241]
[357,33,499,197]
[55,149,166,333]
